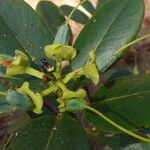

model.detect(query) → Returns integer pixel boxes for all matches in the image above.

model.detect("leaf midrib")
[45,115,62,150]
[93,90,150,105]
[94,0,128,52]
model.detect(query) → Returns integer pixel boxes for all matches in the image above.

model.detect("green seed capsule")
[6,51,29,76]
[84,61,99,85]
[62,89,86,100]
[17,82,43,114]
[11,56,29,67]
[66,99,86,113]
[44,44,76,61]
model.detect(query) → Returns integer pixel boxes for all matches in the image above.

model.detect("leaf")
[0,0,54,65]
[92,73,150,102]
[53,24,71,45]
[6,90,32,111]
[9,115,55,150]
[97,0,110,8]
[0,16,24,55]
[0,90,32,115]
[71,0,144,73]
[120,143,150,150]
[85,73,150,132]
[60,5,89,24]
[36,1,65,36]
[9,112,32,133]
[9,114,91,150]
[0,77,48,114]
[0,77,25,92]
[80,0,95,14]
[96,132,136,150]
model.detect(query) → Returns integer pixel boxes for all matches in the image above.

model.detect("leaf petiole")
[114,34,150,57]
[85,105,150,143]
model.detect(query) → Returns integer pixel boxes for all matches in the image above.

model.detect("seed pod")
[44,44,76,61]
[11,56,29,67]
[65,99,86,113]
[84,50,100,85]
[17,82,43,114]
[84,61,99,85]
[60,89,86,101]
[6,51,29,76]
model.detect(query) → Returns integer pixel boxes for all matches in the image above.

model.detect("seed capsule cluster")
[0,45,99,114]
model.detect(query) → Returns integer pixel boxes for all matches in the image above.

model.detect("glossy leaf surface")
[10,114,90,150]
[85,74,150,132]
[72,0,144,73]
[36,1,65,36]
[0,0,54,65]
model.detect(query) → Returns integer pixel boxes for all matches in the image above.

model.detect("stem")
[65,0,87,24]
[114,34,150,57]
[56,80,68,92]
[25,67,44,79]
[2,133,13,150]
[40,85,58,97]
[85,106,150,143]
[56,60,62,78]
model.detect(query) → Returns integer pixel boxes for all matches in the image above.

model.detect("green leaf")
[85,73,150,132]
[0,77,48,114]
[80,0,95,14]
[0,0,54,65]
[9,115,55,150]
[6,90,32,111]
[0,77,25,92]
[0,90,32,115]
[71,0,144,73]
[60,5,89,24]
[120,143,150,150]
[0,16,24,55]
[36,1,65,36]
[9,112,32,133]
[92,73,150,102]
[53,24,71,45]
[96,132,136,150]
[97,0,109,8]
[9,114,90,150]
